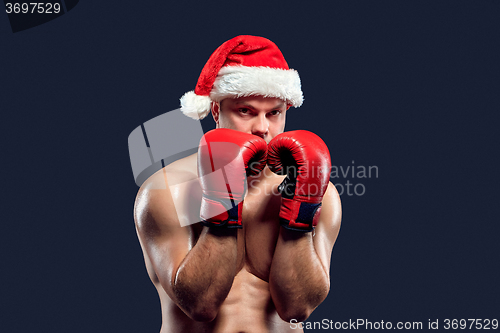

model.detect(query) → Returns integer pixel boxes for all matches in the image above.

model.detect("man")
[134,35,342,332]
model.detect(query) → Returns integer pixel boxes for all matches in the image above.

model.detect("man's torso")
[136,153,301,333]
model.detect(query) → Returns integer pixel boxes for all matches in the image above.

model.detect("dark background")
[1,1,499,332]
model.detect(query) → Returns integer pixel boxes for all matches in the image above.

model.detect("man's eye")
[239,108,250,114]
[269,110,281,116]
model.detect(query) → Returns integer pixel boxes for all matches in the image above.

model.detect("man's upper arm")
[313,182,342,277]
[134,171,195,301]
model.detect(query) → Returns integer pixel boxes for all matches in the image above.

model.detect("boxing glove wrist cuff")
[279,197,322,232]
[200,196,243,228]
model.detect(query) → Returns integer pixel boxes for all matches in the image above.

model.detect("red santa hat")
[180,35,303,120]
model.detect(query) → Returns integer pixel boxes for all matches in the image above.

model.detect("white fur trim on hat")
[180,91,212,120]
[210,66,303,107]
[180,65,303,120]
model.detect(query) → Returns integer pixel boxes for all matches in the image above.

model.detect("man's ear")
[211,101,220,126]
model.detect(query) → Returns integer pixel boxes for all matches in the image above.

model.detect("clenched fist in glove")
[198,128,268,228]
[267,130,331,232]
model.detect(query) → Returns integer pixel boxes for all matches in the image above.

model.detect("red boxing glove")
[198,128,267,228]
[267,130,331,232]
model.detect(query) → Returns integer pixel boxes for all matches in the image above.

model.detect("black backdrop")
[1,1,499,332]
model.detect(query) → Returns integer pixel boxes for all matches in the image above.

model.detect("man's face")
[211,96,288,143]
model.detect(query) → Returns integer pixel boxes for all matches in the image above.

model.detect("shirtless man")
[134,35,342,333]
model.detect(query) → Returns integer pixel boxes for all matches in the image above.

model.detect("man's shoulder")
[134,153,199,229]
[320,182,342,228]
[325,182,341,208]
[139,153,198,189]
[163,152,199,183]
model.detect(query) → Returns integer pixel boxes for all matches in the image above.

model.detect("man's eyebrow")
[233,102,254,108]
[272,102,286,109]
[233,101,262,108]
[233,101,286,109]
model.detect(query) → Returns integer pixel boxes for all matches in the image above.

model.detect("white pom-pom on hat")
[180,91,212,120]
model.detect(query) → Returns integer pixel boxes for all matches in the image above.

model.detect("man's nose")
[251,114,269,138]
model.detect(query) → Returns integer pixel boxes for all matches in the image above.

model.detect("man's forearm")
[172,227,238,322]
[269,228,330,322]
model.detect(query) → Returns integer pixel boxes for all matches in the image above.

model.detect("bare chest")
[238,175,284,281]
[188,171,285,280]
